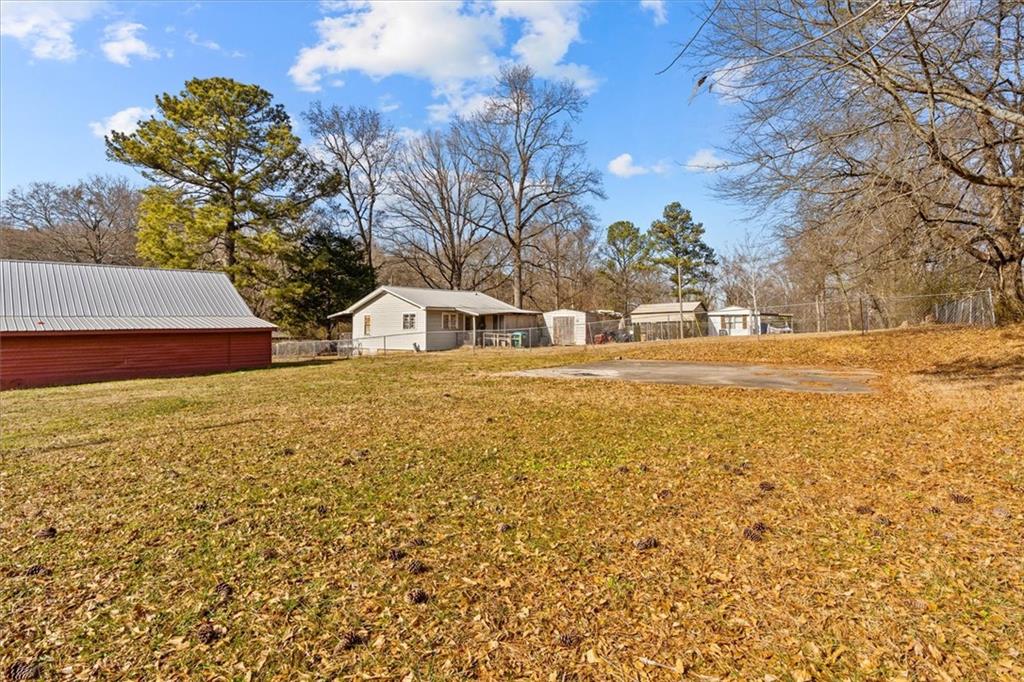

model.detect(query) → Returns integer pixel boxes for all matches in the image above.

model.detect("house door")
[553,316,575,345]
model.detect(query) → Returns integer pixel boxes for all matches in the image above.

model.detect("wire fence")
[273,289,995,358]
[762,289,995,334]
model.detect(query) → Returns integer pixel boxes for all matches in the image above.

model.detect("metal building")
[1,260,275,389]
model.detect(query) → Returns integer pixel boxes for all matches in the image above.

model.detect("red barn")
[1,260,275,390]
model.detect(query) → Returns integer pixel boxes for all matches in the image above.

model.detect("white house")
[707,306,794,336]
[629,301,708,339]
[329,286,540,353]
[542,309,620,345]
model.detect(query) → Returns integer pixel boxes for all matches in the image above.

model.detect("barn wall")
[0,329,271,389]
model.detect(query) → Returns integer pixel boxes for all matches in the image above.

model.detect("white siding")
[543,309,587,345]
[351,292,426,352]
[708,312,753,336]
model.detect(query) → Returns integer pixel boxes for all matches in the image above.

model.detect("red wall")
[0,329,271,390]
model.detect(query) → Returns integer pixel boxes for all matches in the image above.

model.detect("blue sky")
[1,0,752,253]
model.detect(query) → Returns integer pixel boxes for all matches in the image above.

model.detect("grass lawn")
[2,326,1022,680]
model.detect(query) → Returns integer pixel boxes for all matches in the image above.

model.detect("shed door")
[553,316,576,345]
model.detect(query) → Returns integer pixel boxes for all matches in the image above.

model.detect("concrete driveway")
[506,360,877,394]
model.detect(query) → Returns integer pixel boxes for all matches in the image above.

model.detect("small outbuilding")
[629,301,708,339]
[330,285,540,353]
[707,306,794,336]
[543,309,620,345]
[0,260,275,389]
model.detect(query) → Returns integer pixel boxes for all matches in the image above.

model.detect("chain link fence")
[764,289,995,334]
[275,289,994,358]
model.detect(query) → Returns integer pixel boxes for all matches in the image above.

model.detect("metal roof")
[630,301,707,315]
[1,260,275,333]
[332,285,539,317]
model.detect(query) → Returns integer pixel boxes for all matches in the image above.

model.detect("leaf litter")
[1,325,1022,679]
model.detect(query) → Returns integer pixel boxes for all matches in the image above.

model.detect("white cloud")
[378,94,400,113]
[608,153,647,178]
[396,126,422,143]
[184,28,243,57]
[607,153,670,178]
[290,2,502,93]
[0,1,103,61]
[101,22,159,66]
[493,1,596,93]
[89,106,154,138]
[290,1,595,120]
[639,0,667,26]
[711,59,753,103]
[184,29,219,51]
[684,148,727,172]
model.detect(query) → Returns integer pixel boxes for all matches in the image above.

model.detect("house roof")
[630,301,707,315]
[331,285,539,318]
[708,306,792,317]
[1,259,275,333]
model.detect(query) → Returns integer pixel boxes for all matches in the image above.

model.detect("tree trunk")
[994,257,1024,323]
[224,219,237,282]
[512,246,523,309]
[676,261,685,339]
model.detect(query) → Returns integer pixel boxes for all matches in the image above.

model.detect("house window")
[363,315,371,335]
[402,313,416,330]
[442,312,459,330]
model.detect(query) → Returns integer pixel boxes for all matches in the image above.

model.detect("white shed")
[707,306,794,336]
[542,309,619,345]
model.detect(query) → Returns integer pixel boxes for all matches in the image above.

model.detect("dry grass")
[2,325,1022,680]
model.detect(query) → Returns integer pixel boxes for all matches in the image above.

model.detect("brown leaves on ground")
[1,325,1022,680]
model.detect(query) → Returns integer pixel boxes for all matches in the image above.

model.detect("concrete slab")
[505,360,878,394]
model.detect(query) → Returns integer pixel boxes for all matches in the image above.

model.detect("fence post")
[860,298,866,335]
[987,289,996,325]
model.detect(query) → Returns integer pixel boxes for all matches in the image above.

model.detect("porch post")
[472,315,477,348]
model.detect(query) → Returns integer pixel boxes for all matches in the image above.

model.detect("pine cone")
[950,492,972,504]
[743,527,763,542]
[25,565,51,577]
[406,559,429,575]
[405,588,429,605]
[214,582,234,603]
[6,661,41,681]
[34,527,56,539]
[338,630,366,650]
[634,536,659,550]
[196,622,225,645]
[556,632,582,647]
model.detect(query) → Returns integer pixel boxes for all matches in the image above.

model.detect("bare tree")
[717,230,782,312]
[529,202,597,310]
[459,65,604,308]
[1,175,140,264]
[680,0,1024,321]
[304,103,398,272]
[385,129,504,290]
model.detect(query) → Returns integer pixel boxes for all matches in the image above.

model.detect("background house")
[629,301,709,340]
[331,286,540,353]
[707,306,794,336]
[0,260,275,389]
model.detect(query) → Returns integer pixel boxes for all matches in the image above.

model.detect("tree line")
[1,67,721,335]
